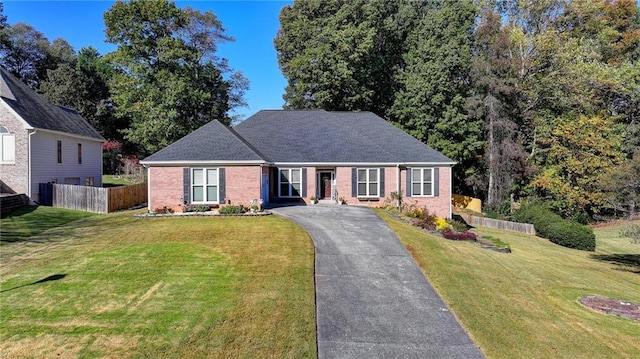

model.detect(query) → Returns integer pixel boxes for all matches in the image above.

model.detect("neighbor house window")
[191,168,219,203]
[279,168,302,197]
[77,143,82,164]
[357,168,379,197]
[85,177,94,186]
[0,126,15,164]
[411,168,434,196]
[57,140,62,164]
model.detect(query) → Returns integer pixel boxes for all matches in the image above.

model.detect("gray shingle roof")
[0,67,104,141]
[233,110,454,164]
[141,120,266,163]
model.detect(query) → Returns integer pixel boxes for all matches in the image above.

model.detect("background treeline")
[275,0,640,221]
[1,1,638,221]
[0,0,247,167]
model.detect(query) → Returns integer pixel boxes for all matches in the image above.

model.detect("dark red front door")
[320,173,332,199]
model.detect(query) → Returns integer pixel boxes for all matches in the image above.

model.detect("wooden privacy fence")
[51,183,147,214]
[470,215,536,235]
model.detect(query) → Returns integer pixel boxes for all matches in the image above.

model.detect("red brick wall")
[148,167,183,212]
[225,166,262,206]
[400,167,452,218]
[148,166,262,212]
[332,166,452,218]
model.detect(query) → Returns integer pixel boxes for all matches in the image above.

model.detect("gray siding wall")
[31,131,102,201]
[0,101,29,195]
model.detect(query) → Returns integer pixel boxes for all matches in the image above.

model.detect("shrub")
[219,205,245,214]
[153,206,174,214]
[414,207,437,230]
[443,231,477,241]
[435,217,450,231]
[513,203,595,251]
[447,219,469,232]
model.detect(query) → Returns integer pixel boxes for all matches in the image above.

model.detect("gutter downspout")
[396,164,401,209]
[145,166,151,213]
[27,129,37,203]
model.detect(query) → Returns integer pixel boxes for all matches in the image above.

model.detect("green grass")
[1,206,97,243]
[102,175,144,187]
[0,208,316,358]
[377,209,640,359]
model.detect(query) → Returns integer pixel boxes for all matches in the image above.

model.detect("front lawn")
[377,210,640,359]
[0,209,316,358]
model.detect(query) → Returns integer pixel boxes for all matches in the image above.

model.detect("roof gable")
[0,67,104,141]
[141,120,266,163]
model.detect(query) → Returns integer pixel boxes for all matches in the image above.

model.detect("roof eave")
[140,160,269,166]
[271,161,457,167]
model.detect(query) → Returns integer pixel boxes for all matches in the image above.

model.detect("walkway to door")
[271,205,484,359]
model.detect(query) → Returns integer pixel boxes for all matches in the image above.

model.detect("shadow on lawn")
[0,274,67,293]
[590,254,640,274]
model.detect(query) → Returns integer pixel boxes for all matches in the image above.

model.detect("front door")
[320,172,332,199]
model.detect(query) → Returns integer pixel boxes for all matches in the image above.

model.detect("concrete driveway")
[271,204,485,359]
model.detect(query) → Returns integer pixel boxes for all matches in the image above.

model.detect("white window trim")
[0,132,15,164]
[278,168,302,198]
[191,168,220,204]
[411,168,434,197]
[357,168,380,197]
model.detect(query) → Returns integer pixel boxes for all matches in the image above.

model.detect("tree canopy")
[276,0,640,219]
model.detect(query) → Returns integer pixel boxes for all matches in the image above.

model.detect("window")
[57,140,62,164]
[64,177,80,185]
[77,143,82,164]
[357,168,379,197]
[85,177,94,186]
[191,168,219,203]
[0,127,15,164]
[411,168,434,196]
[279,168,302,197]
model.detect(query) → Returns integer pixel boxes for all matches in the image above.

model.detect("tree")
[104,0,247,155]
[530,115,625,219]
[0,22,51,88]
[600,153,640,219]
[390,0,482,192]
[466,8,527,208]
[274,0,426,117]
[40,47,121,142]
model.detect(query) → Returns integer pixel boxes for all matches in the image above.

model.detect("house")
[0,68,105,202]
[141,110,455,218]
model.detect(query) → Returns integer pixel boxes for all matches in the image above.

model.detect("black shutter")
[219,168,226,203]
[301,168,307,197]
[183,168,190,204]
[351,168,357,197]
[434,168,439,197]
[406,168,412,197]
[379,168,385,198]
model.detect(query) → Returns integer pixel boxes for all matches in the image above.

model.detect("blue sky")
[3,0,292,120]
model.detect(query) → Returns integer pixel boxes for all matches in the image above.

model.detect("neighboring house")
[141,110,455,218]
[0,68,105,202]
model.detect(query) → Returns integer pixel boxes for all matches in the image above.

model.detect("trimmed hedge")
[513,203,595,251]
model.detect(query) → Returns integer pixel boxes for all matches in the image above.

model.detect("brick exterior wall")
[306,165,452,218]
[0,103,29,195]
[148,167,184,212]
[225,166,262,206]
[148,165,262,212]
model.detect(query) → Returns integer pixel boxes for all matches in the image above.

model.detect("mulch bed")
[580,295,640,320]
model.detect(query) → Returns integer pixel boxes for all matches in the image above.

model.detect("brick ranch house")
[0,67,104,202]
[141,110,455,218]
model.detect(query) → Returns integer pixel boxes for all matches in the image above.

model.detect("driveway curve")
[271,204,484,359]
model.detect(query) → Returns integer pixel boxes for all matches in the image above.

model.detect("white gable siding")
[30,130,102,201]
[0,102,29,195]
